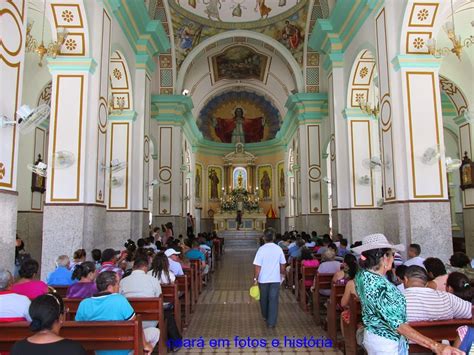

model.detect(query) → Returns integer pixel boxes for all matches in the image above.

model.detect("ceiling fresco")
[197,90,281,143]
[172,0,304,25]
[169,0,309,68]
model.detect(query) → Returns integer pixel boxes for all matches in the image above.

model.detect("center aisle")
[176,243,341,354]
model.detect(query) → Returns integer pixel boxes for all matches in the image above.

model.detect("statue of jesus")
[231,108,245,144]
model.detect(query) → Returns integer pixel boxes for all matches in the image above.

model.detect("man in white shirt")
[0,268,31,322]
[120,257,162,298]
[165,248,184,276]
[403,266,472,322]
[253,228,286,328]
[403,243,426,268]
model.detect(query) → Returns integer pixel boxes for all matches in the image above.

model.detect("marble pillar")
[17,212,44,264]
[0,192,18,271]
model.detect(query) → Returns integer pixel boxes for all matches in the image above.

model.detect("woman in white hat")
[352,233,463,355]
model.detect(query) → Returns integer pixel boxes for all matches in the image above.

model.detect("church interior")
[1,0,474,354]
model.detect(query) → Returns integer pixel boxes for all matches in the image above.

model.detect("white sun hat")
[351,233,405,254]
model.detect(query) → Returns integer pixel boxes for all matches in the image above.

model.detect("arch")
[439,75,470,118]
[176,30,305,93]
[346,49,377,108]
[110,50,134,111]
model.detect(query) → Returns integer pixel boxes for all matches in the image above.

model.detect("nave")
[178,242,339,354]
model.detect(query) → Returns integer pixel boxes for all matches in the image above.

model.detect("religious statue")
[279,168,285,197]
[209,169,220,199]
[195,168,201,199]
[260,170,271,199]
[237,171,244,188]
[212,107,265,143]
[31,154,46,193]
[281,20,302,50]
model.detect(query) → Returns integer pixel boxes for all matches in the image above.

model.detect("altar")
[214,212,267,231]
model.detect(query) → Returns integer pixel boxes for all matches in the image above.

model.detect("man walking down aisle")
[253,228,286,328]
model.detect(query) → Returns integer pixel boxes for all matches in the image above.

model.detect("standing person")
[352,234,463,354]
[253,228,286,328]
[236,210,242,230]
[186,213,193,236]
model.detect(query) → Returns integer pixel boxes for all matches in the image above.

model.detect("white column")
[0,0,27,270]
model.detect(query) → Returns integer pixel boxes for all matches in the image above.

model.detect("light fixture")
[26,1,68,66]
[108,96,125,114]
[426,0,474,60]
[182,89,190,96]
[359,98,379,117]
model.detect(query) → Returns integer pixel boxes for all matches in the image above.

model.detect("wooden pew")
[294,259,302,300]
[162,284,182,334]
[326,282,346,343]
[49,285,68,298]
[408,318,474,353]
[298,265,318,312]
[176,274,191,327]
[0,317,145,354]
[312,273,334,325]
[190,259,202,294]
[64,297,168,355]
[341,294,361,355]
[184,268,196,307]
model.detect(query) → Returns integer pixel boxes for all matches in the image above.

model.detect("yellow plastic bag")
[249,285,260,301]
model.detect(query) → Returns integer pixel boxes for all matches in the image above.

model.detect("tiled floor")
[175,246,341,354]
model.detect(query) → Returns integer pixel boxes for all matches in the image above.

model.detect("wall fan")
[53,151,75,169]
[358,175,371,185]
[102,159,127,172]
[110,176,123,188]
[446,157,462,172]
[27,161,47,177]
[362,156,391,170]
[0,105,50,134]
[147,179,160,188]
[420,145,442,165]
[322,177,333,184]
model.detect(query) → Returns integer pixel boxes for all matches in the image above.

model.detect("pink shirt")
[12,280,48,300]
[302,259,320,286]
[433,274,448,291]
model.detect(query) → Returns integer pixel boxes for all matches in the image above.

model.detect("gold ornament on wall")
[25,1,68,66]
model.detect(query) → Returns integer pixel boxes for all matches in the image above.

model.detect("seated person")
[70,249,86,271]
[424,257,448,291]
[316,235,332,255]
[301,247,320,287]
[332,253,358,285]
[47,255,75,286]
[277,234,290,250]
[66,261,98,299]
[403,266,472,322]
[446,272,473,302]
[76,271,158,354]
[454,326,474,353]
[395,265,408,292]
[121,257,162,297]
[11,293,86,355]
[0,268,31,322]
[12,259,48,299]
[98,248,124,279]
[403,243,425,268]
[91,249,102,269]
[186,240,209,274]
[165,249,184,276]
[288,238,305,262]
[149,253,176,285]
[337,239,350,258]
[446,252,474,281]
[313,249,341,296]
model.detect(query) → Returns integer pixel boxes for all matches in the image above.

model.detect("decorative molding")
[47,57,97,73]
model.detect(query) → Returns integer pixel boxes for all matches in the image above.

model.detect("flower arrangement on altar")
[220,188,260,213]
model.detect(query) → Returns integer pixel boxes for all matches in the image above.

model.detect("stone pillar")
[151,95,193,237]
[0,0,27,271]
[285,93,330,234]
[341,109,384,242]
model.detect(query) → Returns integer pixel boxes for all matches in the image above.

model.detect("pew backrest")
[0,317,144,354]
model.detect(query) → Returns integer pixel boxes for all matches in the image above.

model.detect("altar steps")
[218,230,261,250]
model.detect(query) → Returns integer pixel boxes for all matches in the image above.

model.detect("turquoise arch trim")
[108,110,138,121]
[104,0,170,74]
[47,57,97,74]
[391,55,442,71]
[175,30,305,93]
[151,93,329,155]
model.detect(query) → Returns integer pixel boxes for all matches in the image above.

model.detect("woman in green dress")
[352,234,464,355]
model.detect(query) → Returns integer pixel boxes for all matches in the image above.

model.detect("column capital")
[391,54,442,72]
[284,93,328,122]
[105,0,170,74]
[108,110,138,122]
[47,57,97,74]
[342,108,377,121]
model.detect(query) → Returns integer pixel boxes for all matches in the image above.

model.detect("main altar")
[212,143,267,231]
